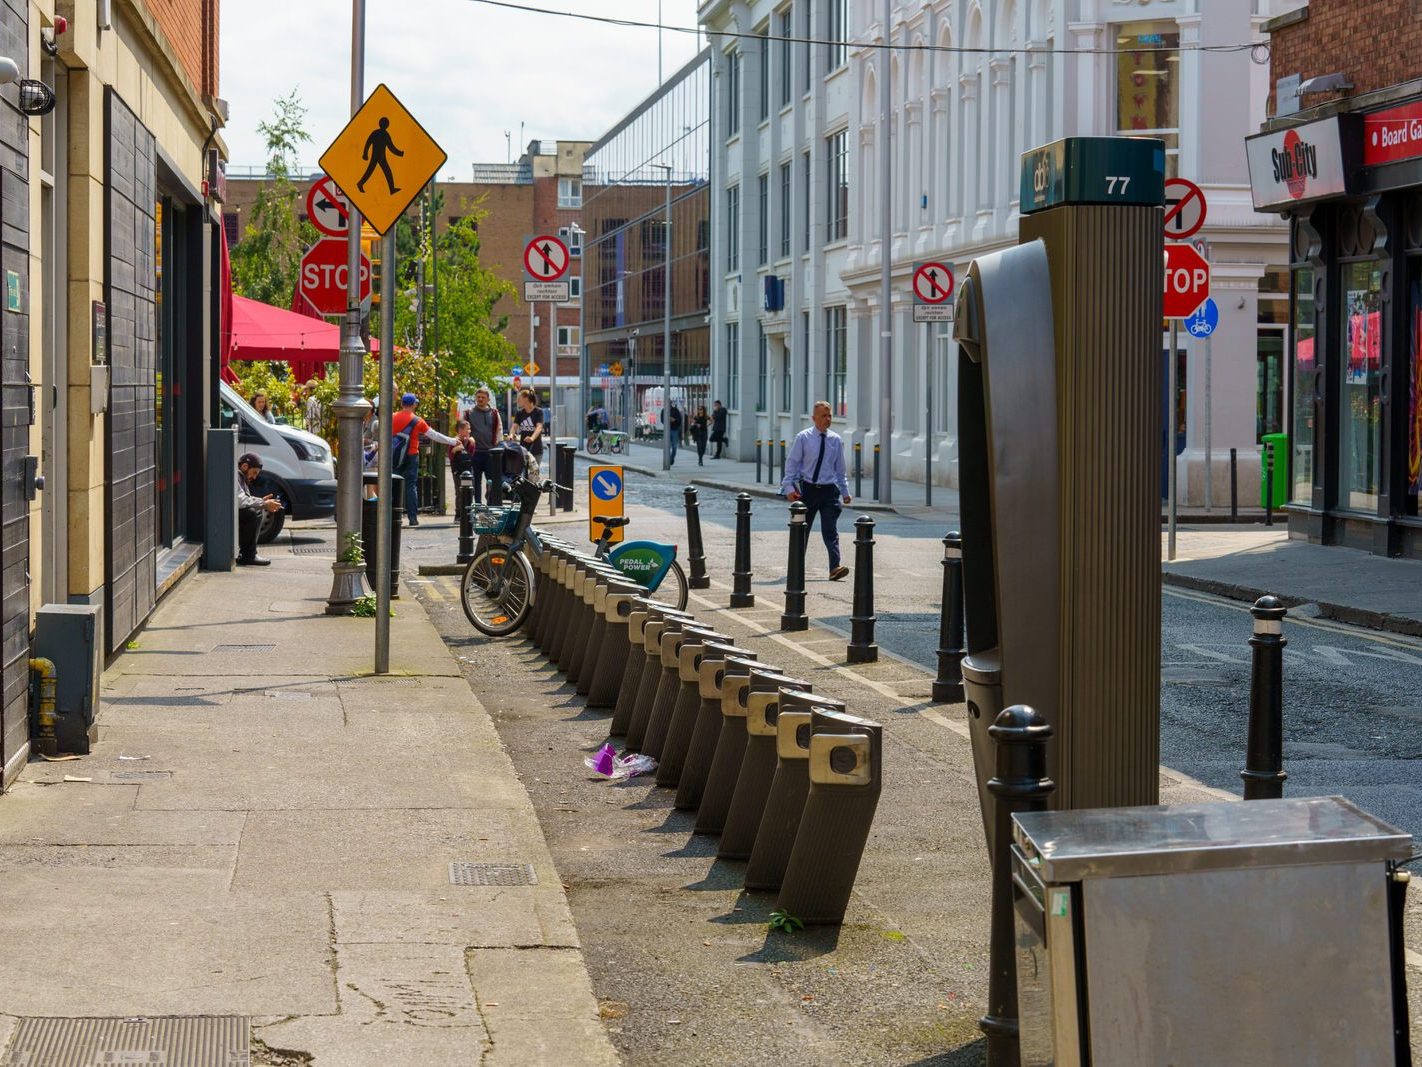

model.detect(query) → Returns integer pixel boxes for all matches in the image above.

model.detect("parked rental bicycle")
[584,426,626,455]
[461,476,688,637]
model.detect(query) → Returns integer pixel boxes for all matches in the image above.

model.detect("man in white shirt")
[780,401,852,581]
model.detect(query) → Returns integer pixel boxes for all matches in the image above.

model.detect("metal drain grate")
[6,1015,250,1066]
[291,545,336,555]
[449,862,538,887]
[110,770,173,782]
[211,644,277,654]
[337,677,419,687]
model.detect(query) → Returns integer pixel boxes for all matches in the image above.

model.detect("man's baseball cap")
[238,452,262,468]
[400,393,418,406]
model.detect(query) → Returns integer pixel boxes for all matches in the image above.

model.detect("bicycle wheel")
[461,545,535,636]
[585,433,603,455]
[609,435,624,456]
[656,559,689,611]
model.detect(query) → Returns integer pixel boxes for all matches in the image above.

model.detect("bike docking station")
[948,135,1415,1065]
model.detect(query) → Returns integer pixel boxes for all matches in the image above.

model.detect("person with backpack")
[392,393,458,526]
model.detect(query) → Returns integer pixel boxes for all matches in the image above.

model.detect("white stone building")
[703,0,1290,505]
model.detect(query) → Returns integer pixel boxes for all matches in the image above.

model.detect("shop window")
[1257,330,1285,442]
[1408,260,1422,517]
[1115,21,1180,176]
[756,323,768,412]
[825,305,847,416]
[1340,260,1384,512]
[1290,268,1316,505]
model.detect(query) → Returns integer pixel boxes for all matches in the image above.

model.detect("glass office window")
[825,305,847,416]
[727,184,740,271]
[826,130,848,241]
[727,322,740,406]
[779,161,792,258]
[758,26,770,122]
[801,149,811,251]
[758,173,769,265]
[802,0,813,93]
[827,0,847,72]
[801,310,810,412]
[779,7,793,107]
[756,323,768,411]
[1340,260,1384,512]
[727,49,742,137]
[781,328,792,412]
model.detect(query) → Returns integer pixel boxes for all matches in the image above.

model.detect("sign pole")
[660,164,672,473]
[375,230,396,673]
[1167,319,1178,562]
[878,0,893,506]
[924,320,932,507]
[549,295,557,517]
[326,0,369,615]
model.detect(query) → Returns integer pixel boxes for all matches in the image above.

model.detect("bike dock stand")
[655,625,729,787]
[643,619,702,760]
[695,658,781,835]
[571,565,622,692]
[719,676,812,860]
[776,708,884,924]
[744,691,847,892]
[587,579,644,710]
[625,608,694,751]
[611,598,662,736]
[675,643,757,812]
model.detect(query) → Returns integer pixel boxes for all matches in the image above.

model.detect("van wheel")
[258,510,287,544]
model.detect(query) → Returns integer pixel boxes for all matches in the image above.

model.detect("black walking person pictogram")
[358,117,404,195]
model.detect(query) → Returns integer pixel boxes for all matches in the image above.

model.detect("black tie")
[811,433,827,483]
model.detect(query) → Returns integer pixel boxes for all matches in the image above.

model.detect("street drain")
[291,545,336,556]
[449,862,538,886]
[6,1014,250,1066]
[211,644,277,654]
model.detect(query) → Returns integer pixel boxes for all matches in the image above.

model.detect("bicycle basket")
[471,505,520,536]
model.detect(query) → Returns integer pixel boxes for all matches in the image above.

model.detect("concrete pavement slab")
[252,1013,487,1067]
[330,888,573,948]
[466,947,620,1067]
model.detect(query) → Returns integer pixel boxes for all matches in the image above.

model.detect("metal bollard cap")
[1251,594,1287,634]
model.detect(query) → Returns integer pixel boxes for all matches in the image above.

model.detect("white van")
[641,385,688,430]
[218,381,337,542]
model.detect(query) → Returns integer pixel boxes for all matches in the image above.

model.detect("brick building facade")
[1251,2,1422,558]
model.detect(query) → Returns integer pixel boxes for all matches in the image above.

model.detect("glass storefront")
[1409,259,1422,517]
[1340,260,1384,512]
[583,50,711,431]
[1115,21,1180,176]
[1290,267,1316,504]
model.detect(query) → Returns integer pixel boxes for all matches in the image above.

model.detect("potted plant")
[325,532,368,614]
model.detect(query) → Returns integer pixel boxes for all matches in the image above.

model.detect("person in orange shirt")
[393,393,458,526]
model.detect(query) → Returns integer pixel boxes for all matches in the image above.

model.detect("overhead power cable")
[462,0,1269,59]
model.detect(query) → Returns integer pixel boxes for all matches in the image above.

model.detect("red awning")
[230,294,342,363]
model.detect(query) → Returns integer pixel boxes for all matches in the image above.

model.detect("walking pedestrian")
[711,400,728,459]
[667,401,683,465]
[236,452,282,566]
[691,405,710,466]
[462,388,502,504]
[392,393,458,527]
[780,401,852,581]
[510,388,545,462]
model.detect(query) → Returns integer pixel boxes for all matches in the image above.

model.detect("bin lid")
[1013,796,1411,882]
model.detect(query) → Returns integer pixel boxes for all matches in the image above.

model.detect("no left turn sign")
[1163,178,1207,241]
[306,176,351,239]
[524,235,570,282]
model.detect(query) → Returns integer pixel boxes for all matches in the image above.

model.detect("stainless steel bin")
[1011,796,1411,1066]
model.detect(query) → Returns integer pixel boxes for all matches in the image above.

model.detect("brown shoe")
[829,565,849,581]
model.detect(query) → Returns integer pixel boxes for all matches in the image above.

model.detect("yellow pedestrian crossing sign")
[320,84,447,236]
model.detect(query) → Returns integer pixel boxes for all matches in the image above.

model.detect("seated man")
[237,452,282,566]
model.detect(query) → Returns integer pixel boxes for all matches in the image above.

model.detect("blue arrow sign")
[591,469,623,501]
[597,363,610,375]
[1185,297,1219,339]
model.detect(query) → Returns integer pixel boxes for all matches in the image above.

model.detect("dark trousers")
[695,435,707,465]
[399,452,420,522]
[239,508,263,561]
[712,433,725,459]
[470,452,494,504]
[798,482,843,571]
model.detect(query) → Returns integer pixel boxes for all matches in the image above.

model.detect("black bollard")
[853,441,863,499]
[755,439,762,484]
[981,705,1055,1064]
[1264,442,1275,527]
[456,472,475,564]
[486,445,506,507]
[872,443,881,501]
[846,516,877,663]
[684,487,711,589]
[778,439,787,486]
[731,493,755,608]
[1230,447,1238,522]
[780,501,808,631]
[932,531,965,702]
[1242,595,1288,800]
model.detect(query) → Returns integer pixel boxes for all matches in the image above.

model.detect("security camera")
[630,327,641,337]
[0,58,19,86]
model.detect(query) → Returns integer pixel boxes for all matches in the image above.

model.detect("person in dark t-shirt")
[511,387,545,460]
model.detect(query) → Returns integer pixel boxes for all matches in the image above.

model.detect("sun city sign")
[1246,115,1351,211]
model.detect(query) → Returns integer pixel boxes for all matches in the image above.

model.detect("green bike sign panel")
[1020,137,1166,214]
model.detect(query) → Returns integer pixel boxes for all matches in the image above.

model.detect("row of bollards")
[512,530,884,926]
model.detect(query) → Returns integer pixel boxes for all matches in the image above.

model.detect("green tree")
[230,90,319,305]
[392,199,517,411]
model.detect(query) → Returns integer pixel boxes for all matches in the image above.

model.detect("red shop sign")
[1363,101,1422,167]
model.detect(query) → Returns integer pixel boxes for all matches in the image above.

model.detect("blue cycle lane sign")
[1185,297,1219,339]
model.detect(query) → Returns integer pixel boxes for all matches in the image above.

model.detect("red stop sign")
[1163,243,1210,319]
[299,237,371,316]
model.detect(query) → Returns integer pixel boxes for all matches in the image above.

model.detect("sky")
[220,0,702,175]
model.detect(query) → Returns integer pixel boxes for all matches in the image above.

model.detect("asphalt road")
[608,474,1422,842]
